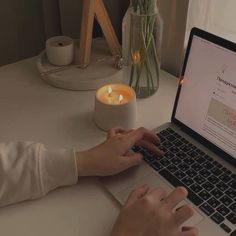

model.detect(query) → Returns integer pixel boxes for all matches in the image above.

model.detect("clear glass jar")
[122,0,163,98]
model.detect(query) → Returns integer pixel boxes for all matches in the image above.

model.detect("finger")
[127,127,160,146]
[147,187,167,202]
[164,187,188,209]
[107,127,133,139]
[137,140,164,156]
[181,227,198,236]
[123,152,143,167]
[124,184,149,208]
[174,205,194,226]
[107,127,124,138]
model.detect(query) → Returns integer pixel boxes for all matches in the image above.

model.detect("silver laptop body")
[101,28,236,236]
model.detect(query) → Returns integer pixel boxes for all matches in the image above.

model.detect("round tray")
[37,38,123,91]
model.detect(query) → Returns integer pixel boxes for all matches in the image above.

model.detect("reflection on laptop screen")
[175,35,236,159]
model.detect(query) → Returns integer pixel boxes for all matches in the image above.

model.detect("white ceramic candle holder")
[94,84,137,131]
[46,36,74,66]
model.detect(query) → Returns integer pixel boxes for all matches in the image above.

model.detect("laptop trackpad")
[117,172,204,227]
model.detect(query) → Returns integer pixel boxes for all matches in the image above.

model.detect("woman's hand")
[75,127,162,177]
[111,186,198,236]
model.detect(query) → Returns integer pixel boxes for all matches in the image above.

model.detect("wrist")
[75,151,89,177]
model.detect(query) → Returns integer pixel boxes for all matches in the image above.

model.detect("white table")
[0,57,178,236]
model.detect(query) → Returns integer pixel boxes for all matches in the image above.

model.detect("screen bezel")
[171,27,236,167]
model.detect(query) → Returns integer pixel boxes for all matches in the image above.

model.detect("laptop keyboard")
[132,127,236,235]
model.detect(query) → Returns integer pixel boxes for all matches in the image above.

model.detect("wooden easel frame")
[78,0,121,68]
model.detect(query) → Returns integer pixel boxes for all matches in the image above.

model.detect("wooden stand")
[77,0,121,68]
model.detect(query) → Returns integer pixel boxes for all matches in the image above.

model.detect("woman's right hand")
[111,185,198,236]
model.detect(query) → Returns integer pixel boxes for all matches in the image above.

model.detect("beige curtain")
[186,0,236,43]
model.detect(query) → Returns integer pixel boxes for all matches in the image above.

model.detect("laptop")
[101,27,236,236]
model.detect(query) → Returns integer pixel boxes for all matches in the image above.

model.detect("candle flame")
[108,87,112,97]
[119,94,124,103]
[132,51,141,64]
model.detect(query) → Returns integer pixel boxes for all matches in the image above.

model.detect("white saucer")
[36,38,123,91]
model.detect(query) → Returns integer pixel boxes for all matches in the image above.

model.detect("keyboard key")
[220,223,232,234]
[217,205,230,216]
[219,195,233,206]
[169,146,180,154]
[167,164,178,173]
[166,135,176,142]
[207,175,220,184]
[229,202,236,213]
[229,180,236,190]
[176,151,187,159]
[195,148,205,156]
[173,140,183,147]
[166,127,175,133]
[180,137,188,144]
[157,134,166,142]
[207,197,220,208]
[200,203,215,216]
[164,151,175,159]
[181,145,191,152]
[190,183,203,193]
[171,157,182,165]
[160,130,169,137]
[182,177,194,186]
[183,157,195,165]
[202,181,214,191]
[230,230,236,236]
[191,163,203,172]
[226,188,236,199]
[160,158,171,167]
[211,212,224,224]
[199,190,211,200]
[186,168,197,178]
[202,162,214,170]
[188,150,198,158]
[195,156,206,164]
[194,175,206,185]
[211,167,223,176]
[159,146,168,152]
[162,141,173,148]
[211,188,223,199]
[151,161,163,171]
[174,170,186,180]
[159,169,203,206]
[219,173,232,183]
[178,163,190,172]
[226,212,236,224]
[217,181,229,192]
[199,169,211,178]
[222,167,231,176]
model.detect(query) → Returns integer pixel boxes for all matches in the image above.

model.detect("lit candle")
[94,84,137,131]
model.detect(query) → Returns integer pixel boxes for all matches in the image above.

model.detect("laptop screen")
[174,29,236,161]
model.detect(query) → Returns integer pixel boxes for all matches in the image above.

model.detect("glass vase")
[129,12,162,98]
[122,0,163,98]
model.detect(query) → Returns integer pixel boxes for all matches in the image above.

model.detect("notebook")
[101,27,236,236]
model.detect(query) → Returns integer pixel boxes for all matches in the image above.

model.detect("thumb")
[124,185,149,208]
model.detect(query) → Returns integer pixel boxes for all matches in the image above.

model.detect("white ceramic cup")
[94,84,137,131]
[46,36,74,66]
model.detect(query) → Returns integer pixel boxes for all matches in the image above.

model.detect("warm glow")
[119,94,124,103]
[96,84,135,105]
[132,51,141,64]
[108,86,112,97]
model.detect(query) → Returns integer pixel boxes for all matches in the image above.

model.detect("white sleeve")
[0,142,78,207]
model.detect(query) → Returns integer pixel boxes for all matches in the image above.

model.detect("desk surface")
[0,57,178,236]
